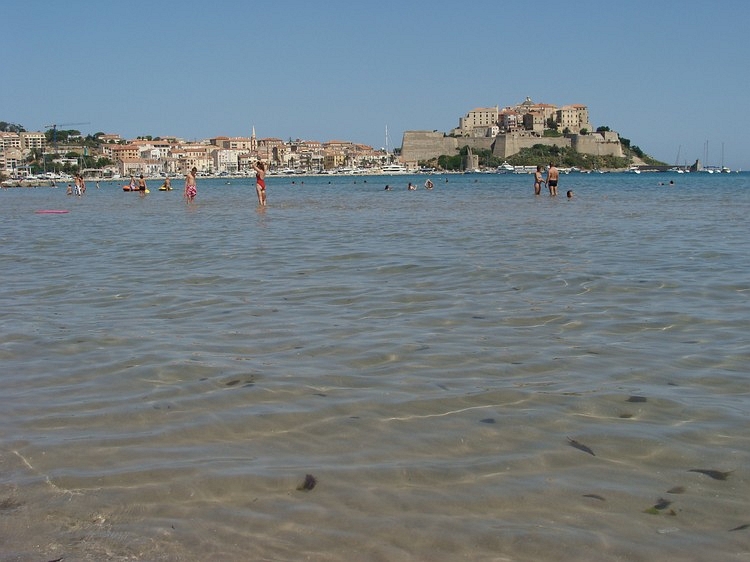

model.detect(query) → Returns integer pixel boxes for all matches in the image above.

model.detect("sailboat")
[380,125,407,173]
[670,145,685,173]
[720,142,731,173]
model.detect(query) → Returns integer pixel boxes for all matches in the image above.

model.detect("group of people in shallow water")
[125,174,149,196]
[535,162,558,196]
[535,163,574,199]
[76,161,577,203]
[385,179,435,191]
[181,160,267,206]
[384,167,574,198]
[66,173,87,196]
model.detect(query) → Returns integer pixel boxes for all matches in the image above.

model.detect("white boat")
[381,163,409,174]
[720,143,730,173]
[497,161,514,173]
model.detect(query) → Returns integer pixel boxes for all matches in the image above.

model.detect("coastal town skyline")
[0,97,630,179]
[3,1,748,169]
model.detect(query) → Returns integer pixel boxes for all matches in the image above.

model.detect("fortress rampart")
[401,130,623,164]
[571,131,624,158]
[400,131,493,163]
[490,133,570,159]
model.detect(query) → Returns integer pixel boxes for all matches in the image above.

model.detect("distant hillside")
[617,133,666,166]
[505,144,665,170]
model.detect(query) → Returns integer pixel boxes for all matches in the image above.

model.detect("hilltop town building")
[453,106,500,138]
[0,132,23,150]
[19,132,46,150]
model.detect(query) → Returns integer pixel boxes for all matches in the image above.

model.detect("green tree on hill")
[0,121,25,133]
[44,129,82,144]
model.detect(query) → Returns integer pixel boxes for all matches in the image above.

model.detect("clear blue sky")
[4,0,749,169]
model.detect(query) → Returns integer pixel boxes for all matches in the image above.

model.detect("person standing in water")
[546,162,559,196]
[252,160,267,206]
[184,167,197,204]
[533,165,546,195]
[137,174,147,197]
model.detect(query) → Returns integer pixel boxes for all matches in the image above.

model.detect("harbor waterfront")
[1,172,749,561]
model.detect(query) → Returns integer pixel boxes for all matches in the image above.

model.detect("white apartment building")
[0,147,23,175]
[0,132,22,150]
[140,148,162,160]
[212,148,243,173]
[460,107,499,129]
[0,131,48,151]
[557,104,591,134]
[20,132,47,150]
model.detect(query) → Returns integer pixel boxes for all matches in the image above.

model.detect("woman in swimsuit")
[252,160,267,206]
[533,165,545,195]
[184,167,197,204]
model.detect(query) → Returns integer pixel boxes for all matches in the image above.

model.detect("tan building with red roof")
[557,104,591,134]
[107,144,141,161]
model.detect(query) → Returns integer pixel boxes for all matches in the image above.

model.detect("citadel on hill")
[400,97,625,166]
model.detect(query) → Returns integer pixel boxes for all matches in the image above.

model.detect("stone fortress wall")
[401,129,624,164]
[400,99,624,164]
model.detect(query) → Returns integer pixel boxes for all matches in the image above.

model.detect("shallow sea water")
[1,172,749,561]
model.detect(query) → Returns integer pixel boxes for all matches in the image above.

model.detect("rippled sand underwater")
[1,174,749,561]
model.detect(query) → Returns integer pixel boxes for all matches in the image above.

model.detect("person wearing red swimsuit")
[252,160,267,206]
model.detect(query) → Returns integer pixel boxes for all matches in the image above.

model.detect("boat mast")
[704,140,709,168]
